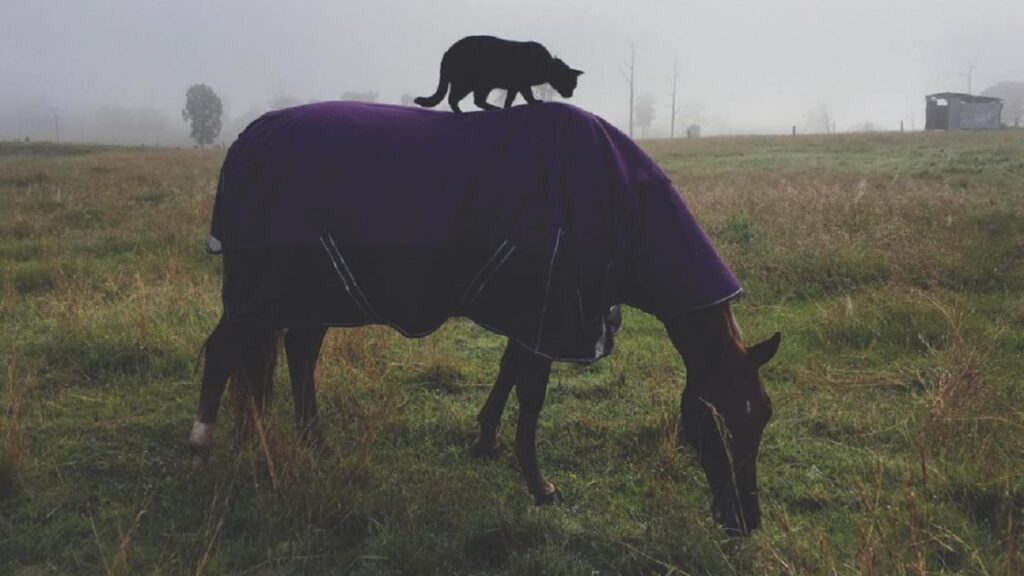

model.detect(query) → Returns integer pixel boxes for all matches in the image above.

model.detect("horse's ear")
[748,332,781,367]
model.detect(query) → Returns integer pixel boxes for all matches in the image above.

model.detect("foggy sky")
[3,0,1023,142]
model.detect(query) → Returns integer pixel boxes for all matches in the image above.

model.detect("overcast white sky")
[2,0,1022,139]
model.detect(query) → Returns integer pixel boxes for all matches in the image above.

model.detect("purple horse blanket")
[209,101,740,362]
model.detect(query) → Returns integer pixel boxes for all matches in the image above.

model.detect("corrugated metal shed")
[925,93,1003,130]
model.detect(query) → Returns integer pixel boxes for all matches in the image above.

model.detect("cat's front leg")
[503,90,517,109]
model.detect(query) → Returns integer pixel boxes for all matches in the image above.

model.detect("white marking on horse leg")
[189,421,216,452]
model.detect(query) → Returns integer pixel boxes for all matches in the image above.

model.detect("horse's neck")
[666,302,741,375]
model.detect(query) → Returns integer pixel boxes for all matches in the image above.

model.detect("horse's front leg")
[472,339,517,458]
[285,325,329,450]
[512,346,558,504]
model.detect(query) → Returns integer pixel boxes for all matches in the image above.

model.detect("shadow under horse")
[190,101,780,536]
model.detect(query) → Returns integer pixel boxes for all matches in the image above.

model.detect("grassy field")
[1,130,1022,575]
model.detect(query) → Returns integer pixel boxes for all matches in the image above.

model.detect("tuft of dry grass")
[319,326,395,384]
[0,357,30,502]
[914,295,994,445]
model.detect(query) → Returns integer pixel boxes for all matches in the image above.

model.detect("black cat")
[415,36,583,113]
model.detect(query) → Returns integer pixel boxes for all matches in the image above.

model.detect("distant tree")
[981,81,1024,127]
[341,90,379,103]
[634,94,656,138]
[181,84,222,147]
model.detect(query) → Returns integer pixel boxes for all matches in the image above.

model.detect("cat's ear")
[572,69,584,77]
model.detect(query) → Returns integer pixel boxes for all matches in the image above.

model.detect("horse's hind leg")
[189,318,238,462]
[285,325,328,449]
[471,339,517,458]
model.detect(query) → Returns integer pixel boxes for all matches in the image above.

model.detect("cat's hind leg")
[448,85,471,113]
[473,89,498,111]
[503,90,517,109]
[521,86,541,105]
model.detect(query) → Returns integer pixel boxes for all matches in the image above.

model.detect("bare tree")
[621,44,635,137]
[668,58,679,138]
[806,103,834,134]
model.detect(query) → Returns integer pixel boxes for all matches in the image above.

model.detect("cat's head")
[549,58,584,98]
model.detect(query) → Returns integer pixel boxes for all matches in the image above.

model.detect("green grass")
[2,131,1022,574]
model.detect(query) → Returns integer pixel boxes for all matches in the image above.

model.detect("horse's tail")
[229,329,282,444]
[414,62,449,108]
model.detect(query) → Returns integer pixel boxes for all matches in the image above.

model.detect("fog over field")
[2,0,1023,143]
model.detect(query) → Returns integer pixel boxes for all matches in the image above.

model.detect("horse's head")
[664,307,779,536]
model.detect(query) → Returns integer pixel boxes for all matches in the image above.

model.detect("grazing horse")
[189,101,780,535]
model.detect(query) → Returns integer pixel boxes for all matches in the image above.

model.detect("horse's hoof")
[189,440,211,468]
[533,488,563,506]
[470,441,501,459]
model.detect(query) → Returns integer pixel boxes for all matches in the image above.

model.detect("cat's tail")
[414,66,449,108]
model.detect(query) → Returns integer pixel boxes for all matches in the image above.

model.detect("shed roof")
[926,92,1002,104]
